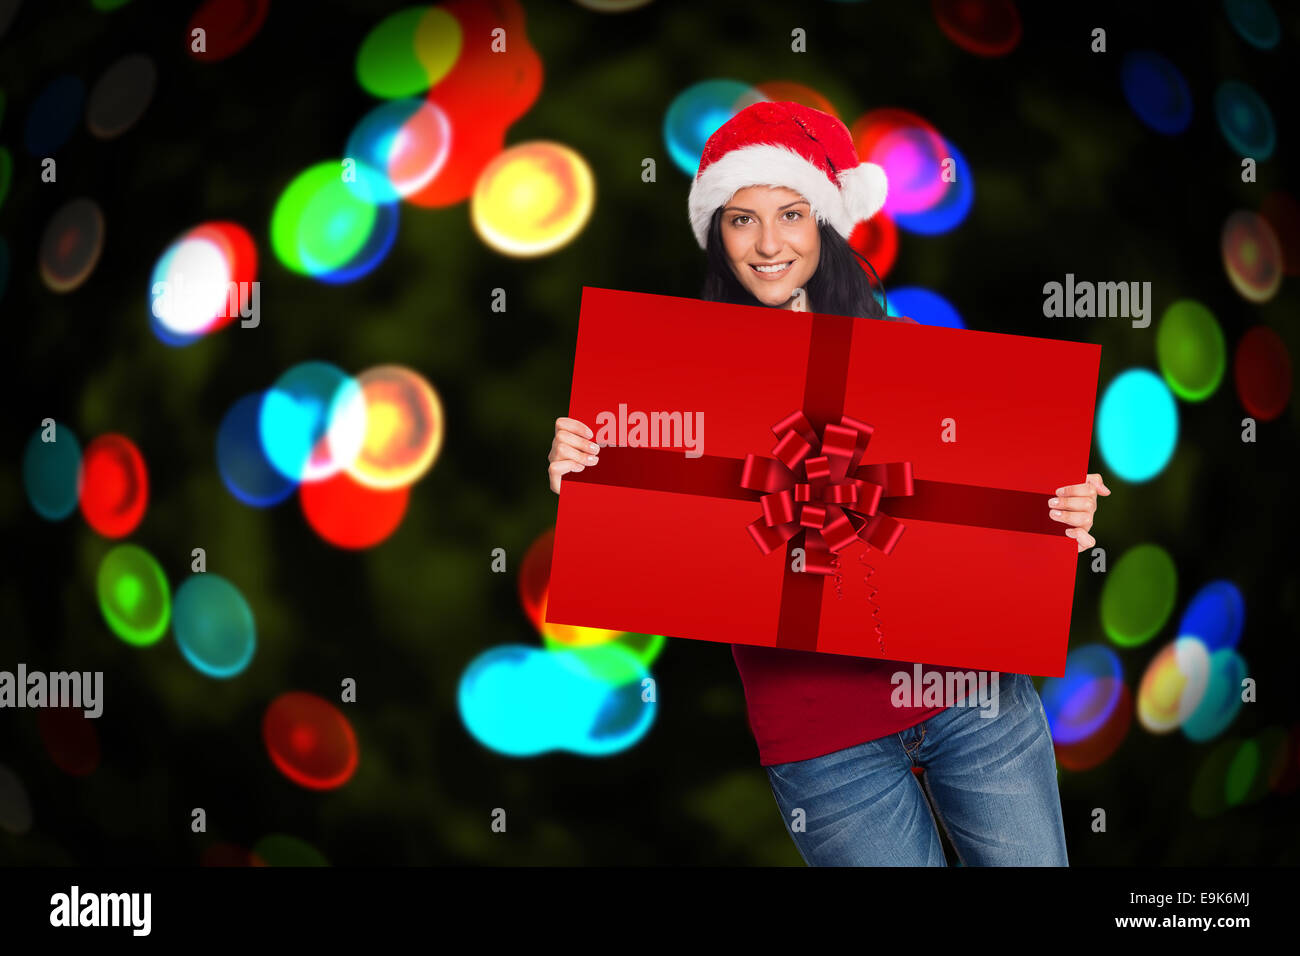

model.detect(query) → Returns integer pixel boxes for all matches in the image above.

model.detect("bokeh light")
[96,543,170,646]
[1233,325,1290,421]
[1223,0,1280,50]
[663,79,767,177]
[186,0,270,63]
[355,6,460,99]
[891,139,973,235]
[172,574,256,677]
[86,53,156,139]
[848,211,898,279]
[79,433,149,538]
[39,197,105,292]
[216,391,297,506]
[852,108,950,217]
[1178,580,1245,652]
[1214,80,1274,160]
[23,73,83,155]
[38,709,100,777]
[1040,644,1124,746]
[1137,636,1212,733]
[150,221,257,345]
[1156,299,1225,401]
[251,834,329,866]
[347,364,445,489]
[23,421,82,520]
[345,98,451,202]
[0,764,33,836]
[300,470,410,549]
[263,692,359,790]
[931,0,1022,57]
[458,644,655,757]
[471,141,596,257]
[1221,210,1282,303]
[259,361,366,483]
[1100,543,1177,647]
[1096,368,1178,482]
[1120,50,1193,135]
[1183,648,1248,742]
[887,286,964,328]
[269,160,399,281]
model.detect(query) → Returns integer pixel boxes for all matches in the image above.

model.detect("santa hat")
[688,100,887,250]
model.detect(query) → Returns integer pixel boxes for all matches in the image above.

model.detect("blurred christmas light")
[1120,50,1193,135]
[355,5,460,99]
[172,574,256,678]
[892,139,973,234]
[23,421,82,520]
[663,79,767,177]
[186,0,270,63]
[300,469,410,549]
[263,692,359,790]
[471,141,595,257]
[1223,0,1280,50]
[251,834,329,866]
[345,98,451,202]
[1096,368,1178,482]
[931,0,1021,57]
[347,364,445,489]
[1233,325,1290,420]
[79,433,149,538]
[217,392,297,506]
[39,198,105,293]
[887,286,964,328]
[86,53,156,139]
[1178,580,1245,652]
[1182,648,1248,742]
[1100,543,1177,647]
[1156,299,1225,401]
[259,361,366,483]
[1214,80,1274,160]
[23,73,83,155]
[852,108,949,217]
[1137,636,1212,733]
[848,210,898,279]
[149,221,257,345]
[96,543,170,646]
[1221,210,1282,303]
[1040,643,1124,746]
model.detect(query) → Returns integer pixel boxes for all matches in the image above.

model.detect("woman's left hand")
[1048,473,1111,553]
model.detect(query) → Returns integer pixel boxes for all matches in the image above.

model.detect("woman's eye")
[731,215,750,226]
[784,210,801,220]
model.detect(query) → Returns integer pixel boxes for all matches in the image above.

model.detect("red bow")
[740,411,915,575]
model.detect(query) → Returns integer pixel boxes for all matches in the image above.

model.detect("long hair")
[699,206,893,321]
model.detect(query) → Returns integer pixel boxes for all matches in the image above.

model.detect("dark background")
[1,0,1297,865]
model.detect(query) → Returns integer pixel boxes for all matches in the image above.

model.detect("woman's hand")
[548,417,600,494]
[1048,473,1111,552]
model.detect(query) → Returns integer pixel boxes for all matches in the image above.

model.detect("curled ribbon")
[740,410,915,575]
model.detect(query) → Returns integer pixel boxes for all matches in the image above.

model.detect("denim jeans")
[764,671,1068,866]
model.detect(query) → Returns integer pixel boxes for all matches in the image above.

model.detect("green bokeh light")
[1224,738,1258,806]
[1100,543,1177,646]
[253,833,329,866]
[96,544,170,646]
[1157,299,1226,401]
[541,630,665,673]
[354,7,461,99]
[270,162,377,276]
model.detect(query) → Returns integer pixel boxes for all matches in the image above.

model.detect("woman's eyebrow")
[722,200,810,214]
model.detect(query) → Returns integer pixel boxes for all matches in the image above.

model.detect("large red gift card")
[546,287,1101,676]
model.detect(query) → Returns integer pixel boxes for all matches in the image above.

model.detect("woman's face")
[720,185,820,309]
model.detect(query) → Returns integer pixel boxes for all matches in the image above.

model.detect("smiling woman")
[720,187,820,308]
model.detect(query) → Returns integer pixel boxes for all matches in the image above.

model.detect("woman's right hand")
[548,417,600,494]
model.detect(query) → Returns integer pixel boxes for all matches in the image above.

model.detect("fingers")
[1048,506,1091,528]
[552,429,601,462]
[1053,482,1096,499]
[1047,494,1095,514]
[1087,473,1112,495]
[548,458,585,494]
[1066,528,1095,552]
[556,417,594,440]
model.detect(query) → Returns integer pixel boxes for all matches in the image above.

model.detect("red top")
[731,644,967,765]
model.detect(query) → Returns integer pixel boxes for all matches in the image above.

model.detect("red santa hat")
[688,100,888,250]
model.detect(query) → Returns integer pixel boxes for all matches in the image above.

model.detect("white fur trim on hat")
[688,143,887,249]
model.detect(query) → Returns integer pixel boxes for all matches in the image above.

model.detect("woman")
[547,101,1109,866]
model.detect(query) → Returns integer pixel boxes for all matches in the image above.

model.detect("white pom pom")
[838,162,888,222]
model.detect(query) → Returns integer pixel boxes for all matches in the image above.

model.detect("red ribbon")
[740,410,911,575]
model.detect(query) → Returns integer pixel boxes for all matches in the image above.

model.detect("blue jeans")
[764,671,1068,866]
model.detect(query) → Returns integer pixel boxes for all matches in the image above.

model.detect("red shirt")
[731,644,961,765]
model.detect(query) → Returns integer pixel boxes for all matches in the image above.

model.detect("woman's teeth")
[751,261,792,274]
